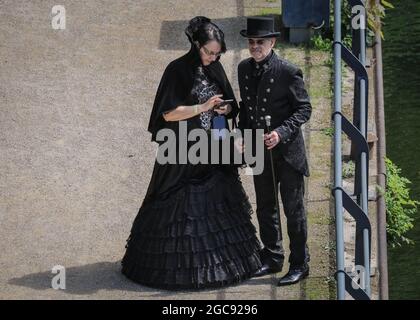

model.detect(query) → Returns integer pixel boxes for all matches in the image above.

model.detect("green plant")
[342,160,355,179]
[311,0,394,51]
[310,34,333,52]
[321,127,334,137]
[323,0,353,47]
[323,240,336,252]
[367,0,395,39]
[385,157,419,248]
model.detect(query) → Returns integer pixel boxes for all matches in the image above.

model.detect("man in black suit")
[237,17,312,286]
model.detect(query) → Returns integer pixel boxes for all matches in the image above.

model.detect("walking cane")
[265,115,283,240]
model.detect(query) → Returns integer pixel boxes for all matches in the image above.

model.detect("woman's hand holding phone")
[214,99,233,115]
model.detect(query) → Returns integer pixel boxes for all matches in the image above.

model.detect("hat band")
[246,29,273,36]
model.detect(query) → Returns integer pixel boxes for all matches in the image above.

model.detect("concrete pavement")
[0,0,333,299]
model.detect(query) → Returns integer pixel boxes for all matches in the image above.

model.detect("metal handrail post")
[334,0,345,300]
[358,4,371,297]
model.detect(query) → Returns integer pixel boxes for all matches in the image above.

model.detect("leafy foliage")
[384,158,419,248]
[310,0,394,50]
[367,0,395,39]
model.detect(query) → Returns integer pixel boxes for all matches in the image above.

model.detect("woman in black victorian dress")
[121,17,262,290]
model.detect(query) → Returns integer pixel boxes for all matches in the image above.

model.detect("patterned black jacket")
[238,51,312,176]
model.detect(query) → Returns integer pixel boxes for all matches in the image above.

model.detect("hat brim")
[240,29,281,38]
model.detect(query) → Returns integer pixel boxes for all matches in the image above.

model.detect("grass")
[307,211,334,226]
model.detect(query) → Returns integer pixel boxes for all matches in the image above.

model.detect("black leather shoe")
[277,266,309,286]
[253,264,283,278]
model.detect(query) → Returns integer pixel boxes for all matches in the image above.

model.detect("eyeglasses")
[247,39,267,46]
[201,45,222,57]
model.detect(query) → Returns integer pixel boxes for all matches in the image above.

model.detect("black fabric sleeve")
[274,68,312,143]
[147,62,190,139]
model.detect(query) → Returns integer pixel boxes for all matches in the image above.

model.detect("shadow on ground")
[8,261,280,298]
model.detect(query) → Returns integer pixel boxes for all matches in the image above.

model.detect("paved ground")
[0,0,334,299]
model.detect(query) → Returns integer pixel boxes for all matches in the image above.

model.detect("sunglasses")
[247,39,267,46]
[201,45,222,58]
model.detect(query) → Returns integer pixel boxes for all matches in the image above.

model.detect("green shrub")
[384,158,419,248]
[310,34,333,52]
[342,160,355,179]
[310,0,394,51]
[321,127,334,137]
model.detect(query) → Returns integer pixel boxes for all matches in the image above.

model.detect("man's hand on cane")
[264,131,281,149]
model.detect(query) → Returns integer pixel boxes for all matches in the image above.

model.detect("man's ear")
[270,38,276,48]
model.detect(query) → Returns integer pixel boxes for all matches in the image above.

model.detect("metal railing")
[333,0,372,300]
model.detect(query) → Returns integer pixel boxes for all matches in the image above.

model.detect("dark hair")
[185,16,227,54]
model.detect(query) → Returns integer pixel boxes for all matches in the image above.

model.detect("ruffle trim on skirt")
[121,251,261,291]
[121,169,262,290]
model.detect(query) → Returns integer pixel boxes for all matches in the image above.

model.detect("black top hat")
[240,16,281,38]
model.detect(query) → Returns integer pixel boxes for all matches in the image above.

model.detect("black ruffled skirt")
[121,166,262,290]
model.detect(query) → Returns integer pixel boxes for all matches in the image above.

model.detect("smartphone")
[214,99,234,109]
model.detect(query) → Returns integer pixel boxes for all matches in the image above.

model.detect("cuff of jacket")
[275,126,291,145]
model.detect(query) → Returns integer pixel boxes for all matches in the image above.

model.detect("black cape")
[147,44,238,142]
